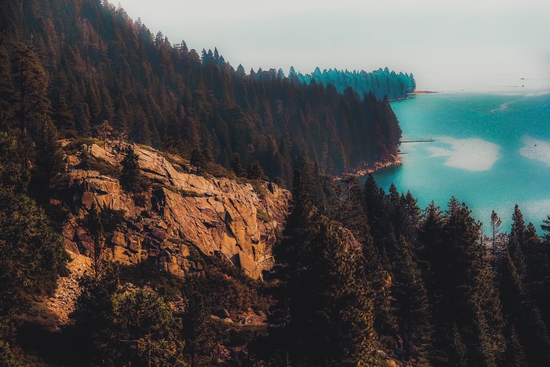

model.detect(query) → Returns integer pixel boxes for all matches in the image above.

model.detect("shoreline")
[335,155,402,180]
[409,90,438,94]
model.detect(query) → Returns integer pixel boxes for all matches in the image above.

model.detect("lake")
[372,91,550,232]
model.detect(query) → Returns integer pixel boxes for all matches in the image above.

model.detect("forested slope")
[7,1,550,367]
[0,0,412,183]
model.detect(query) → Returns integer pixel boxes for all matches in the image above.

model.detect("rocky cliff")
[61,142,291,279]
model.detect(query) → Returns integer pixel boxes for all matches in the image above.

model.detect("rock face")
[63,143,291,279]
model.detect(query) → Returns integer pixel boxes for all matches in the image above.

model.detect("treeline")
[1,118,550,366]
[259,170,550,366]
[0,0,407,184]
[289,66,416,101]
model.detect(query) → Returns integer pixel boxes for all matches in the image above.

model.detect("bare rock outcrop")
[62,143,291,279]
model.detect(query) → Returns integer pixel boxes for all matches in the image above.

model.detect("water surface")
[372,91,550,231]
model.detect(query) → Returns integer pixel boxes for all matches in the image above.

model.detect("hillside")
[0,0,407,184]
[2,1,550,367]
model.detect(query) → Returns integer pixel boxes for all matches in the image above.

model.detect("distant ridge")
[289,66,416,101]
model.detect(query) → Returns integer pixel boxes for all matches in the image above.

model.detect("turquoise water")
[372,91,550,232]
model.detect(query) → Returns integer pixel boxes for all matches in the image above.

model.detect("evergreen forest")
[0,0,410,183]
[1,0,550,367]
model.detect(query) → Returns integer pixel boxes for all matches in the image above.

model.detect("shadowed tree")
[120,146,144,192]
[231,152,247,177]
[109,288,187,367]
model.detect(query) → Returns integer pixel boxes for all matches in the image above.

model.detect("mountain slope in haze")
[0,0,408,184]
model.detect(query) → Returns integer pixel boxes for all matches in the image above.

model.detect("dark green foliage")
[496,240,550,367]
[0,190,67,309]
[502,327,528,367]
[10,42,51,136]
[0,0,407,189]
[449,324,468,367]
[415,198,504,367]
[0,129,32,192]
[269,171,382,367]
[390,236,432,365]
[50,93,77,138]
[86,203,106,278]
[99,205,126,233]
[190,148,207,175]
[231,152,247,177]
[30,120,64,204]
[337,176,370,244]
[109,287,187,367]
[120,147,144,192]
[290,66,415,100]
[246,160,268,181]
[2,1,550,365]
[180,278,217,367]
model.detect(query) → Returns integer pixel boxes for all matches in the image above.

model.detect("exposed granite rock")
[63,143,291,278]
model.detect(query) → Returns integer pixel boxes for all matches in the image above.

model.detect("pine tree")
[180,278,216,367]
[502,327,528,367]
[31,119,64,204]
[418,198,504,367]
[120,146,143,192]
[270,170,382,366]
[391,236,432,365]
[282,218,382,366]
[51,92,77,138]
[10,42,51,137]
[231,152,247,177]
[337,175,370,244]
[0,129,32,193]
[87,203,106,279]
[247,160,268,181]
[486,210,506,267]
[532,217,550,328]
[496,247,550,367]
[508,205,528,279]
[109,288,186,367]
[190,148,207,175]
[449,324,468,367]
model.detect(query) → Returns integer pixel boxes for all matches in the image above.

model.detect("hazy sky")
[116,0,549,92]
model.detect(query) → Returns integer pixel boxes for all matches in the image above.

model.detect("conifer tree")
[502,327,528,367]
[363,174,393,255]
[109,288,186,367]
[337,175,370,244]
[496,247,550,367]
[0,130,31,193]
[87,203,106,279]
[532,217,550,328]
[31,119,64,204]
[418,198,504,367]
[120,146,143,192]
[51,93,77,138]
[247,160,268,181]
[391,236,432,365]
[190,148,207,175]
[180,279,216,367]
[10,42,51,137]
[449,324,468,367]
[486,210,506,267]
[0,27,14,125]
[339,175,396,344]
[508,205,528,279]
[231,152,247,177]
